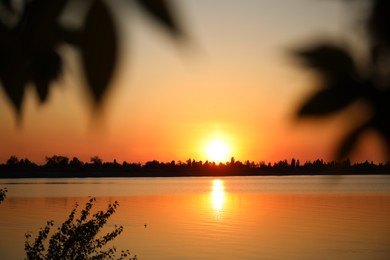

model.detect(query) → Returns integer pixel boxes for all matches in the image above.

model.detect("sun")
[205,139,230,163]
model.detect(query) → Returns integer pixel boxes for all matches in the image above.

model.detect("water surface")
[1,175,390,259]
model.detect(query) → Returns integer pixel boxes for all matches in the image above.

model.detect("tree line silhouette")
[1,155,389,178]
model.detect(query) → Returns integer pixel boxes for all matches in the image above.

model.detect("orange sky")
[0,0,386,164]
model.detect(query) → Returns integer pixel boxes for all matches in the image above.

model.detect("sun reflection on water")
[211,179,225,218]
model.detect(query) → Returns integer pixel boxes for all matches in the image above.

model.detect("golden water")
[1,176,390,259]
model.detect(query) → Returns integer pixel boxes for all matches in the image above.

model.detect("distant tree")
[274,160,288,168]
[6,155,19,165]
[0,187,7,204]
[259,161,266,168]
[313,159,324,167]
[25,197,136,260]
[21,158,34,165]
[186,158,192,166]
[45,155,69,167]
[230,157,235,165]
[291,158,296,168]
[69,157,83,167]
[90,156,102,166]
[304,161,312,167]
[144,160,159,168]
[342,158,351,167]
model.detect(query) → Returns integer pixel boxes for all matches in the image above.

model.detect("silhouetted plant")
[6,155,19,165]
[294,0,390,159]
[91,156,103,166]
[0,187,7,203]
[0,0,183,116]
[25,197,136,260]
[45,155,69,168]
[69,156,84,168]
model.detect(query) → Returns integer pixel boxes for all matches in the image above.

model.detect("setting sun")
[205,139,230,163]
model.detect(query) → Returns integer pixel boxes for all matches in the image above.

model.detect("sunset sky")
[0,0,386,164]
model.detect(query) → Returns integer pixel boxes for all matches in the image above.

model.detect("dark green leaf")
[81,0,117,103]
[297,88,358,117]
[135,0,182,37]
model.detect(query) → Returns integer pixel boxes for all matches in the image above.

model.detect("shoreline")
[2,158,390,179]
[1,171,390,179]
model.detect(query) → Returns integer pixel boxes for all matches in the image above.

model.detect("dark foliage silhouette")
[25,197,137,260]
[91,156,103,166]
[45,155,69,168]
[0,187,6,203]
[294,0,390,159]
[0,0,183,116]
[1,155,389,178]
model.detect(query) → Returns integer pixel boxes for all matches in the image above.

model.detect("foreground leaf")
[81,0,117,104]
[30,50,62,103]
[294,44,357,84]
[0,63,27,113]
[135,0,182,37]
[297,88,359,117]
[337,122,370,160]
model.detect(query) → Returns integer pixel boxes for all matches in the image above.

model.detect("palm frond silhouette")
[294,0,390,160]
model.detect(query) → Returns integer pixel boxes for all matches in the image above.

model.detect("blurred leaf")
[0,37,27,113]
[30,50,62,103]
[298,88,358,117]
[0,0,13,13]
[368,0,390,48]
[293,2,390,159]
[34,80,49,103]
[135,0,182,37]
[294,44,357,84]
[337,123,369,160]
[19,0,68,32]
[0,0,67,113]
[1,0,184,119]
[371,91,390,147]
[81,0,117,103]
[57,27,81,46]
[0,69,26,113]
